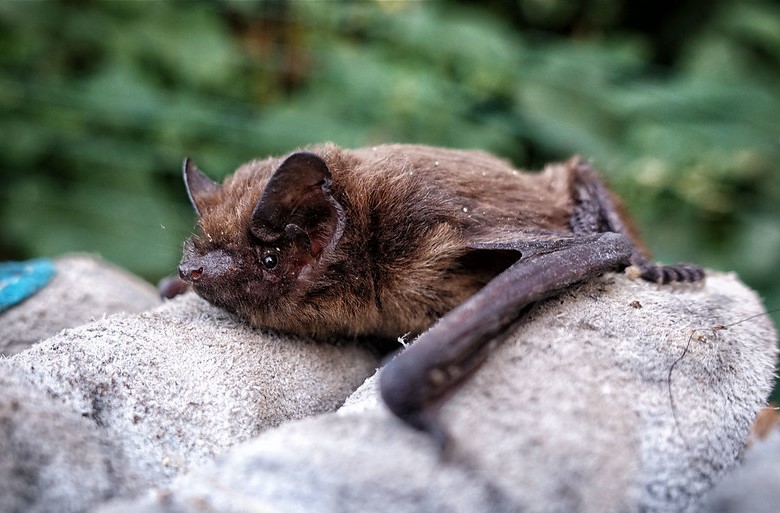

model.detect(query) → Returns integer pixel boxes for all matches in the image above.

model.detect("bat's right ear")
[251,152,345,258]
[183,157,220,217]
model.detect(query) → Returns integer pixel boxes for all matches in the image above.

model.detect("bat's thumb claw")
[380,363,452,453]
[399,409,452,455]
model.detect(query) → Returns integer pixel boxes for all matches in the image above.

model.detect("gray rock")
[0,254,161,356]
[0,363,120,513]
[8,292,380,498]
[699,422,780,513]
[93,272,778,513]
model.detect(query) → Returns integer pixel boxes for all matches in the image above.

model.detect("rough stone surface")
[91,272,777,513]
[699,419,780,513]
[0,363,120,513]
[7,292,380,501]
[0,254,160,356]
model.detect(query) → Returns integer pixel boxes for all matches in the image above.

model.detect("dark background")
[1,0,778,399]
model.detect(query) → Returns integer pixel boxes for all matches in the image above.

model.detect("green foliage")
[1,0,778,398]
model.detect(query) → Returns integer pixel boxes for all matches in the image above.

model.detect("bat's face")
[178,152,346,334]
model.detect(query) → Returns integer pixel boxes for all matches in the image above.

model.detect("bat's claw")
[397,409,452,454]
[380,358,453,454]
[158,275,191,299]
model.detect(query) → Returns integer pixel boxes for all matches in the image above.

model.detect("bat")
[177,143,704,447]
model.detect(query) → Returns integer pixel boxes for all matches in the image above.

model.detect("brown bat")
[177,143,703,446]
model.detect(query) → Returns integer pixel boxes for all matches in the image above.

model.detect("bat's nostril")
[179,265,204,281]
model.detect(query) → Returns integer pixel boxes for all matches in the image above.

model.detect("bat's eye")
[261,253,278,270]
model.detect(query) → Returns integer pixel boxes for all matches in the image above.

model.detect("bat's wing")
[466,228,582,260]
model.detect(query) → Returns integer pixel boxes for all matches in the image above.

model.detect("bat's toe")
[639,262,705,284]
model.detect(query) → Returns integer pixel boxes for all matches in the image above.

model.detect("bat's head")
[179,151,347,334]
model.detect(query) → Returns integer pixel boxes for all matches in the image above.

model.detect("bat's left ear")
[183,158,220,217]
[250,152,345,258]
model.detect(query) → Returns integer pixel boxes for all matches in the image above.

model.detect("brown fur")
[181,143,623,338]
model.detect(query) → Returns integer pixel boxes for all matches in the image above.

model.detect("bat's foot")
[629,255,705,284]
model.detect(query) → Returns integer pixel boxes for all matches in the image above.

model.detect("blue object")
[0,258,57,313]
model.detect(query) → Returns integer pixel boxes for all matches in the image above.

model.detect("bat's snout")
[178,249,236,285]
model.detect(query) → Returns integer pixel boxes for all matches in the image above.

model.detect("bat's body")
[179,143,703,445]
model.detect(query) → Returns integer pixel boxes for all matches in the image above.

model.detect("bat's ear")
[250,152,344,258]
[183,158,220,217]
